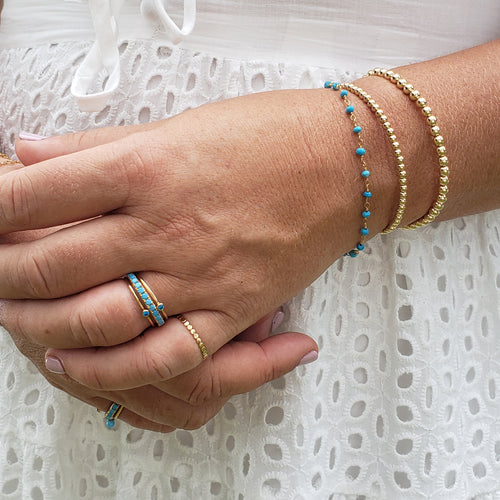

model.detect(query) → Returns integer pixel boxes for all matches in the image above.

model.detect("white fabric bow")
[71,0,196,112]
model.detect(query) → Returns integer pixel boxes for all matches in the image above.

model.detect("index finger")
[0,138,148,233]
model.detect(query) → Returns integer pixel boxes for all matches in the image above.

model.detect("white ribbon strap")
[141,0,196,45]
[72,0,196,112]
[71,0,124,112]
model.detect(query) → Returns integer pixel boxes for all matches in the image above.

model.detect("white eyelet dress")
[0,1,499,499]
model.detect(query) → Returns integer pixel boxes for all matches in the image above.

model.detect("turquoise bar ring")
[125,273,168,327]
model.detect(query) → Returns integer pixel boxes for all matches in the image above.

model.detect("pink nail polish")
[19,131,47,141]
[271,311,285,332]
[298,351,318,366]
[45,355,66,374]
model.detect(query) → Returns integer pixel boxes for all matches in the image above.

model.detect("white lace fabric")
[0,2,499,499]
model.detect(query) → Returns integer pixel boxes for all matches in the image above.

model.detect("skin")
[0,38,499,430]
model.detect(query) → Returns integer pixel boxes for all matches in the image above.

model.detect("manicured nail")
[19,131,47,141]
[298,351,318,366]
[271,310,285,332]
[45,355,66,374]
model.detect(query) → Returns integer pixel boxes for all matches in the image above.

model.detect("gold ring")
[124,273,168,327]
[176,314,209,360]
[104,402,124,429]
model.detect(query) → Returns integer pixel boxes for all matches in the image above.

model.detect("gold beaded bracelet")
[328,82,408,233]
[367,69,450,229]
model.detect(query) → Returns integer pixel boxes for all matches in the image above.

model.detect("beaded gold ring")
[367,69,449,229]
[176,314,209,360]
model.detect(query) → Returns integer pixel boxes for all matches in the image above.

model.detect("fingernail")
[45,355,66,374]
[271,310,285,332]
[298,351,318,366]
[19,131,47,141]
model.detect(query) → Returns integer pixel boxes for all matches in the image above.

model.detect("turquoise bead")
[105,419,115,429]
[332,82,340,90]
[362,210,371,218]
[361,228,369,235]
[356,147,365,156]
[363,191,372,198]
[324,81,331,88]
[357,243,365,251]
[353,126,362,134]
[362,170,370,177]
[346,105,354,114]
[348,250,359,258]
[340,90,348,97]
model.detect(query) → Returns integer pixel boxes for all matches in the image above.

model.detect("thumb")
[15,120,165,165]
[157,331,319,402]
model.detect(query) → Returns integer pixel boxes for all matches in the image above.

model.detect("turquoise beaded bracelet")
[325,81,372,257]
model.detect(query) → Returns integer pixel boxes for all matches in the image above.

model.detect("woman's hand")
[0,211,317,431]
[0,89,389,390]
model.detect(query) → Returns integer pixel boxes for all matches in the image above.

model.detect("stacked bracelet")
[337,83,408,233]
[325,81,372,257]
[367,69,449,229]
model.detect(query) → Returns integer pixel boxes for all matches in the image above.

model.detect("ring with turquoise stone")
[125,272,168,327]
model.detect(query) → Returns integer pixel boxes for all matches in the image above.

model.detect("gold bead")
[394,149,402,156]
[427,115,437,126]
[392,141,400,150]
[439,185,449,195]
[386,127,394,135]
[422,106,433,117]
[416,97,427,108]
[383,69,392,78]
[437,146,447,156]
[434,135,444,146]
[389,134,397,142]
[367,70,375,76]
[409,90,420,101]
[374,67,383,75]
[397,78,407,88]
[382,121,391,130]
[430,208,440,217]
[398,163,405,170]
[430,126,441,136]
[440,177,449,186]
[440,166,450,176]
[438,194,447,203]
[375,109,384,117]
[368,99,376,107]
[439,156,449,166]
[390,73,400,83]
[401,185,408,193]
[396,155,404,163]
[403,83,414,94]
[379,114,388,123]
[372,103,380,111]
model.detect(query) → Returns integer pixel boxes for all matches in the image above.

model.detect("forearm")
[347,38,500,230]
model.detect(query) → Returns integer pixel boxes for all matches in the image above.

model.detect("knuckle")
[16,248,56,298]
[68,305,111,347]
[186,369,223,406]
[77,357,107,390]
[0,172,36,229]
[140,348,175,382]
